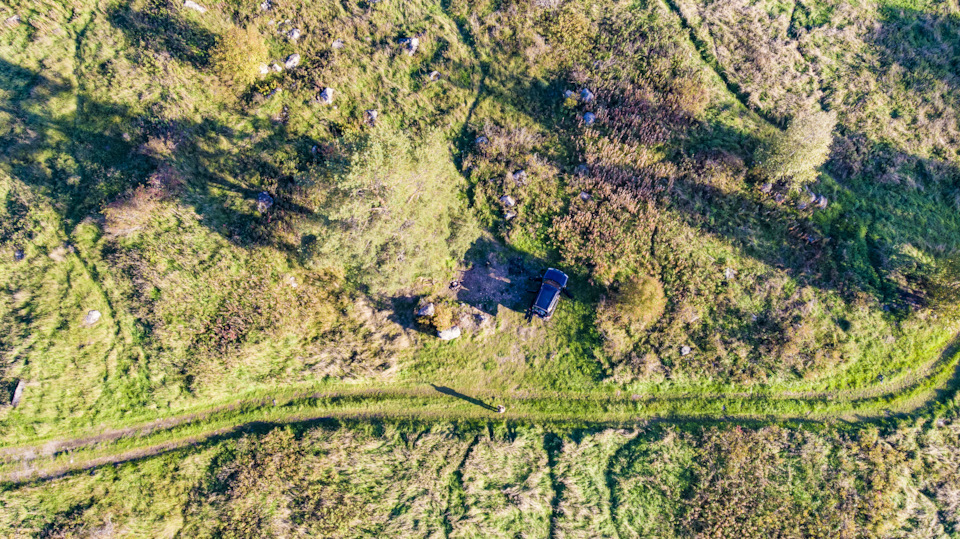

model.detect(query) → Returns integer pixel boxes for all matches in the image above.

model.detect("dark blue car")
[530,268,570,319]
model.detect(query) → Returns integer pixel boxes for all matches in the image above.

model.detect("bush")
[211,25,269,88]
[756,108,837,189]
[597,274,667,359]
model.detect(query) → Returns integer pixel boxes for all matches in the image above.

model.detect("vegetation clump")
[756,107,837,190]
[596,274,667,360]
[211,25,269,88]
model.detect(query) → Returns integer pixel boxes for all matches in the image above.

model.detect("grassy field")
[1,0,960,534]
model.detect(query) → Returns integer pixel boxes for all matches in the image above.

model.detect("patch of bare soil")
[455,244,533,316]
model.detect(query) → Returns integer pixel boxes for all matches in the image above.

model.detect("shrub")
[597,274,667,359]
[756,108,837,189]
[211,25,269,88]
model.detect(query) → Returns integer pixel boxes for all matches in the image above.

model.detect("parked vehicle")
[529,268,571,319]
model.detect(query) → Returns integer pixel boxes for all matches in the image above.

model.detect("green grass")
[1,0,960,533]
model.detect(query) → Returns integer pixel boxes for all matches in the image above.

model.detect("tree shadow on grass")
[107,3,217,70]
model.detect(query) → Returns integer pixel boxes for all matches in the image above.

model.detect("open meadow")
[1,0,960,535]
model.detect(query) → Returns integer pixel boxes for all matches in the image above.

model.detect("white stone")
[284,53,301,69]
[259,0,271,10]
[183,0,207,13]
[579,191,591,202]
[417,303,435,317]
[84,310,102,326]
[499,195,516,207]
[319,87,335,105]
[681,345,692,356]
[287,28,301,40]
[271,63,283,72]
[399,37,419,55]
[438,326,461,340]
[259,64,270,75]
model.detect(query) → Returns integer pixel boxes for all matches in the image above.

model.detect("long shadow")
[107,3,216,69]
[430,384,498,411]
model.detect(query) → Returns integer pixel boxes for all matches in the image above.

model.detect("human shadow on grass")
[430,384,498,411]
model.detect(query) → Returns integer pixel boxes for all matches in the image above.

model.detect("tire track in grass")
[2,336,959,485]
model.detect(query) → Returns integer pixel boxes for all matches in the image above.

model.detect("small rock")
[499,195,516,207]
[259,64,270,75]
[259,0,271,10]
[680,345,692,356]
[816,195,828,209]
[84,310,102,326]
[13,248,24,261]
[437,326,461,341]
[583,112,596,125]
[11,379,24,408]
[287,276,298,288]
[257,192,274,212]
[319,87,335,105]
[287,28,301,40]
[266,87,282,98]
[429,70,441,81]
[512,170,527,184]
[759,182,772,194]
[284,53,301,69]
[497,405,506,414]
[475,135,489,146]
[809,192,818,203]
[417,303,436,317]
[49,245,69,262]
[580,88,595,103]
[399,36,419,55]
[5,14,20,26]
[724,267,736,280]
[183,0,206,13]
[579,191,591,202]
[773,193,785,204]
[332,38,345,49]
[271,63,283,72]
[505,211,517,221]
[574,164,589,177]
[364,109,378,126]
[564,89,575,99]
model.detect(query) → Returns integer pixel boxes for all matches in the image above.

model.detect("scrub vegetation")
[0,0,959,534]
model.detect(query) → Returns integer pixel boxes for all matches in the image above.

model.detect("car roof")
[543,268,568,287]
[535,283,559,310]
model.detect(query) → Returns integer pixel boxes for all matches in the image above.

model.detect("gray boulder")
[399,37,419,55]
[287,28,301,40]
[257,192,274,212]
[580,88,595,102]
[438,326,461,341]
[417,302,435,317]
[583,112,596,125]
[499,195,516,207]
[84,310,102,326]
[319,87,335,105]
[284,53,301,69]
[183,0,207,13]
